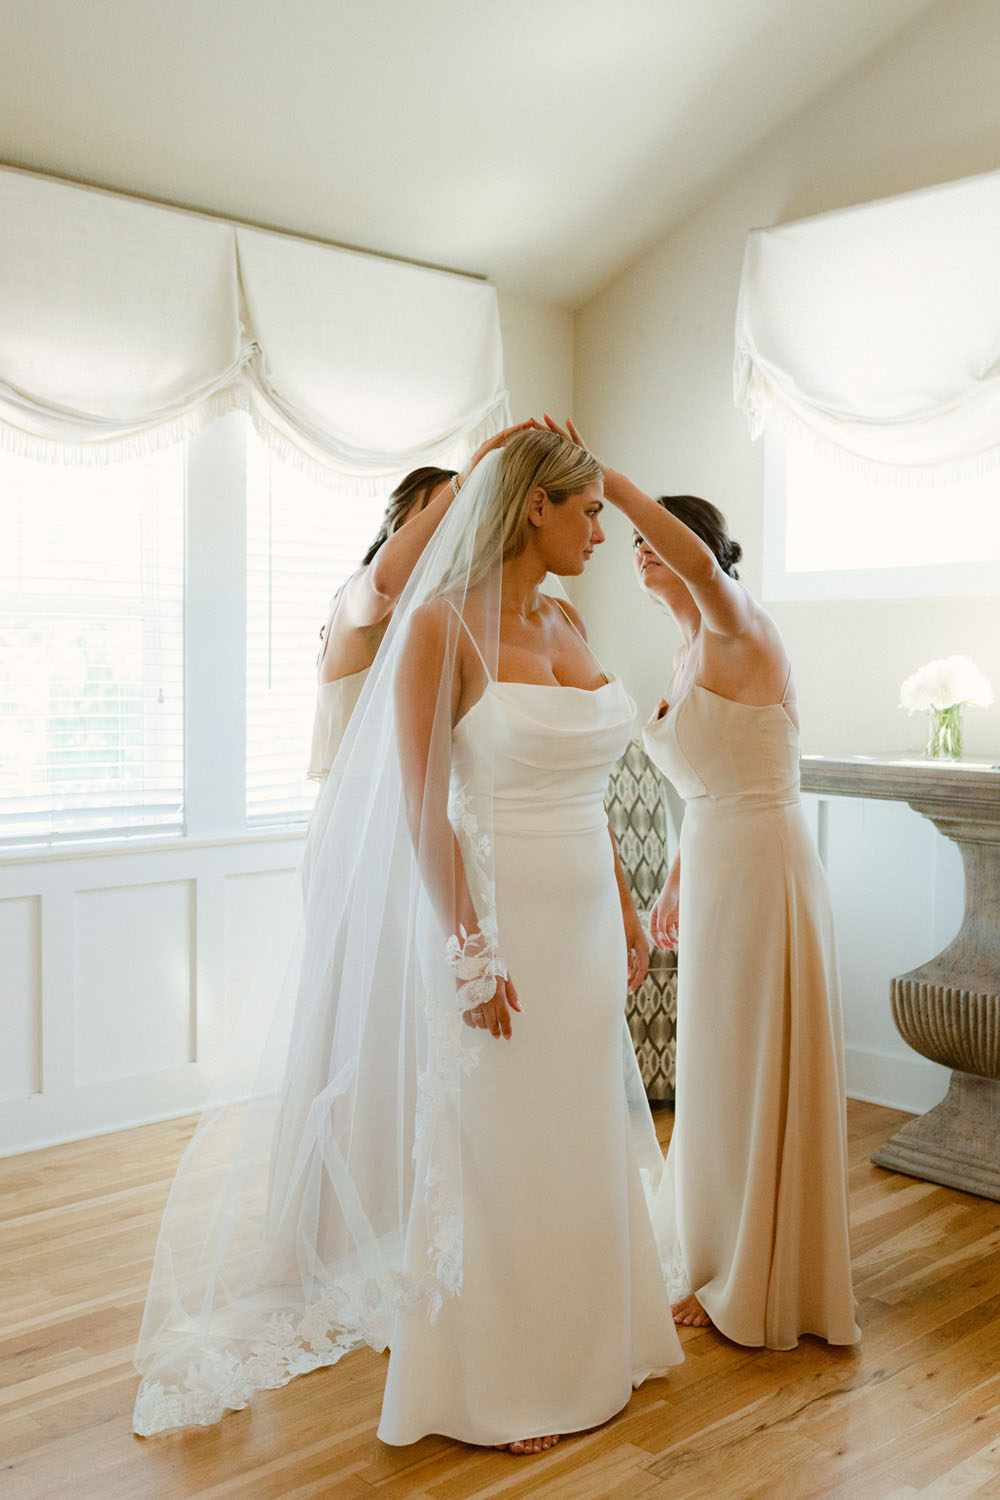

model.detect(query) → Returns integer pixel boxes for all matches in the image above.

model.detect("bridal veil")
[134,453,513,1434]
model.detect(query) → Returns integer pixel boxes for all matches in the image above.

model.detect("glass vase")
[926,703,964,759]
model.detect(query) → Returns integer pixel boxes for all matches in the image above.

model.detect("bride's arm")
[395,602,475,934]
[395,601,521,1039]
[608,827,650,992]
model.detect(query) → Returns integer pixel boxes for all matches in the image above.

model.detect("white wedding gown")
[378,655,683,1446]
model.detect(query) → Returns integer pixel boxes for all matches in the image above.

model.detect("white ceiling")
[1,0,940,307]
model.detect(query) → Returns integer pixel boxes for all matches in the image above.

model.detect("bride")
[133,428,682,1451]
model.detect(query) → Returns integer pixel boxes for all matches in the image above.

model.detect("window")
[764,427,1000,602]
[0,446,185,845]
[0,420,395,849]
[245,432,386,823]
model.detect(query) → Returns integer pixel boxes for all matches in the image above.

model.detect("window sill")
[0,825,308,869]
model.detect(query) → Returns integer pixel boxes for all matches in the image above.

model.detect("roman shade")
[0,166,508,482]
[734,169,1000,482]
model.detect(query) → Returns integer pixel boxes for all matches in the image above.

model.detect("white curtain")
[734,168,1000,482]
[0,167,508,480]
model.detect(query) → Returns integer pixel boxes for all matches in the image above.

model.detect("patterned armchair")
[606,739,678,1103]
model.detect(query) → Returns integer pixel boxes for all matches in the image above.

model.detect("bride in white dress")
[381,430,681,1449]
[132,428,682,1451]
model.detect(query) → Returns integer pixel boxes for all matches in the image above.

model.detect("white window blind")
[0,446,185,845]
[245,430,388,824]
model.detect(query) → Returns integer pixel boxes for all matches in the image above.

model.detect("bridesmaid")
[545,416,859,1352]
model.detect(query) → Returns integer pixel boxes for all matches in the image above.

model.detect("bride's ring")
[473,1006,484,1020]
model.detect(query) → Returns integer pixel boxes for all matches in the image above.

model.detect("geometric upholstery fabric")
[607,739,677,1103]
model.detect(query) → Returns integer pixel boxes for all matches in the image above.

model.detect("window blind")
[245,430,389,824]
[0,446,185,845]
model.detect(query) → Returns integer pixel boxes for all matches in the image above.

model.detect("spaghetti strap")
[552,597,611,685]
[780,661,795,704]
[443,598,493,680]
[317,579,349,681]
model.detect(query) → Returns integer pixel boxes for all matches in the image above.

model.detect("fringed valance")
[0,167,508,484]
[734,169,1000,483]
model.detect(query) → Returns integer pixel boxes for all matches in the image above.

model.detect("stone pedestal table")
[800,755,1000,1200]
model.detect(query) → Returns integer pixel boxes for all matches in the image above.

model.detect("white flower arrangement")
[899,655,994,714]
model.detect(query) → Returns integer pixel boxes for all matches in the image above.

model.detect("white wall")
[572,0,1000,1113]
[802,793,958,1113]
[0,282,573,1156]
[497,290,574,422]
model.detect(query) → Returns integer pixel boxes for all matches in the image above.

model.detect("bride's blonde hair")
[499,430,602,560]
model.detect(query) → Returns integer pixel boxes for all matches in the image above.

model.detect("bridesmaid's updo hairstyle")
[361,466,457,567]
[657,495,742,580]
[499,430,602,561]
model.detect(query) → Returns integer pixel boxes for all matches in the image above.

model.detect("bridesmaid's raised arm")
[542,415,756,642]
[345,420,543,630]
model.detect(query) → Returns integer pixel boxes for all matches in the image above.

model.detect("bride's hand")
[624,909,650,992]
[650,881,679,952]
[462,973,521,1040]
[457,419,542,488]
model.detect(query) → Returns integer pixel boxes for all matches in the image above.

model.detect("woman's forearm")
[608,825,639,923]
[370,420,542,609]
[602,468,717,590]
[367,480,456,604]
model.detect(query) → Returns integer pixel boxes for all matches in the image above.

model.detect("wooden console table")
[800,755,1000,1200]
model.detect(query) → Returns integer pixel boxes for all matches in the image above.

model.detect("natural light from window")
[0,445,185,845]
[765,428,1000,601]
[245,430,388,824]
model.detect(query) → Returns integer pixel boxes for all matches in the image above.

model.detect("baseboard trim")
[845,1045,950,1115]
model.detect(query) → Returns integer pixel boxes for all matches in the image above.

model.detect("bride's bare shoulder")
[541,593,588,637]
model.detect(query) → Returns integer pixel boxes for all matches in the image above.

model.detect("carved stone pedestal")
[872,1071,1000,1197]
[801,755,1000,1200]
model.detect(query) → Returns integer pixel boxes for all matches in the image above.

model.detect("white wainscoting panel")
[0,833,305,1155]
[74,879,195,1085]
[0,894,42,1102]
[223,867,302,1045]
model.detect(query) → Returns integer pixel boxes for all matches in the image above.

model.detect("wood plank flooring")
[3,1101,1000,1499]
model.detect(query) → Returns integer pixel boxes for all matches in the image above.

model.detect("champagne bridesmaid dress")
[644,682,859,1350]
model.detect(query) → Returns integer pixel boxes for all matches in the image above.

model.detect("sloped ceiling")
[0,0,941,306]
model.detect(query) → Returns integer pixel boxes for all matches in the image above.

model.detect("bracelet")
[445,926,506,1008]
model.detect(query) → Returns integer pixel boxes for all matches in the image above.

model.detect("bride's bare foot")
[672,1293,712,1328]
[495,1435,561,1454]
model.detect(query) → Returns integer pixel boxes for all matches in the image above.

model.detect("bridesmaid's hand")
[650,881,679,952]
[542,413,603,468]
[462,973,521,1041]
[624,910,650,992]
[457,419,543,488]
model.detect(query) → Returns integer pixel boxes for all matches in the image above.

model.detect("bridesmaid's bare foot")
[495,1435,561,1454]
[672,1293,712,1327]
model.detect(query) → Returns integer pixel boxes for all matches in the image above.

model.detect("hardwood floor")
[3,1101,1000,1500]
